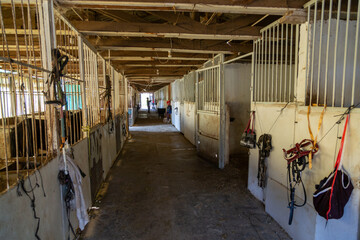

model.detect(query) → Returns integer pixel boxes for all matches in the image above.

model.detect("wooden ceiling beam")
[111,59,204,65]
[146,11,203,29]
[89,38,253,54]
[95,9,148,23]
[56,0,307,15]
[100,50,213,59]
[104,56,209,61]
[120,64,201,68]
[124,68,190,75]
[72,20,261,40]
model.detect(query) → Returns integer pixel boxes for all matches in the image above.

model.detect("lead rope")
[326,114,349,221]
[307,105,326,169]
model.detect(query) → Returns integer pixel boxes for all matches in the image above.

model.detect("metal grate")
[0,1,50,192]
[304,0,360,107]
[54,11,83,145]
[0,2,126,193]
[118,73,126,115]
[253,23,300,103]
[82,43,100,126]
[196,65,220,114]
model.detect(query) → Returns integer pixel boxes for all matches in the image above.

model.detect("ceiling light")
[168,50,172,58]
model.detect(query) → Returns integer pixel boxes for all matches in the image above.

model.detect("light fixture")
[156,69,159,75]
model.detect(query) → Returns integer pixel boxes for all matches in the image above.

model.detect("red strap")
[283,139,318,164]
[326,114,349,220]
[250,112,255,133]
[334,115,349,171]
[244,114,252,133]
[244,112,255,134]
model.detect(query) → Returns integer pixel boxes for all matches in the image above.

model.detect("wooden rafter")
[88,37,253,54]
[72,20,262,40]
[55,0,307,15]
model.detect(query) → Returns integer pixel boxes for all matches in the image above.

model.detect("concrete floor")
[81,111,290,240]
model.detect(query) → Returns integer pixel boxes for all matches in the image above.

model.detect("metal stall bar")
[78,36,88,132]
[351,0,360,105]
[261,31,264,102]
[289,24,293,102]
[309,1,318,105]
[250,51,255,106]
[316,0,325,105]
[266,28,271,102]
[332,0,342,107]
[323,0,333,106]
[64,19,71,144]
[271,26,275,102]
[294,24,299,100]
[284,24,288,102]
[275,24,279,102]
[341,0,351,108]
[264,29,267,101]
[280,24,283,102]
[253,40,260,102]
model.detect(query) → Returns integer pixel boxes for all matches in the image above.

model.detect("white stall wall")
[0,157,66,240]
[154,86,169,109]
[184,101,196,145]
[172,101,181,131]
[101,121,118,177]
[224,63,252,156]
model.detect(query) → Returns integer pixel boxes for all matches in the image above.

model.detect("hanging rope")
[307,105,326,169]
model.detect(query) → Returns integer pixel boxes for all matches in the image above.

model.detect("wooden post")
[78,36,88,136]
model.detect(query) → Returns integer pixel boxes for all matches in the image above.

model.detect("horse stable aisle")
[81,115,289,240]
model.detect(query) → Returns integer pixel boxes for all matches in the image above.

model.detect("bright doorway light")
[140,93,153,110]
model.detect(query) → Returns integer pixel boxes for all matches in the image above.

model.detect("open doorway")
[140,93,153,110]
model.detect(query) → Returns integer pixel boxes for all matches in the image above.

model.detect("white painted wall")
[101,121,118,177]
[154,86,169,109]
[172,101,181,131]
[183,101,196,145]
[224,63,252,156]
[0,157,66,240]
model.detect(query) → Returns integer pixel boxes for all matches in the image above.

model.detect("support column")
[218,54,227,169]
